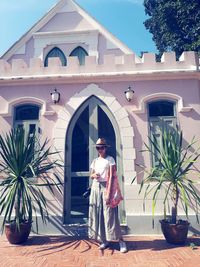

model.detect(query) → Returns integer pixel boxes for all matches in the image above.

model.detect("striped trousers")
[88,179,122,242]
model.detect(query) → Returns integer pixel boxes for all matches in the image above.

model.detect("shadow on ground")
[15,235,200,256]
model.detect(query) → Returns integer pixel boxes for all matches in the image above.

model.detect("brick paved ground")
[0,235,200,267]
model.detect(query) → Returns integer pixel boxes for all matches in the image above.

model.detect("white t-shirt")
[90,156,115,182]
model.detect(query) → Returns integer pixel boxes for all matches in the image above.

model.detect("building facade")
[0,0,200,235]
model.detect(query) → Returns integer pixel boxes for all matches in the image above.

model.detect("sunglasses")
[96,146,106,151]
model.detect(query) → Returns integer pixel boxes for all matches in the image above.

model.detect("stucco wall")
[0,78,199,234]
[0,78,199,178]
[1,0,199,235]
[98,34,124,64]
[39,12,95,32]
[8,38,35,65]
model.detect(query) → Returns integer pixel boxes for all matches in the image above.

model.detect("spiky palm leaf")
[0,128,62,232]
[137,127,200,224]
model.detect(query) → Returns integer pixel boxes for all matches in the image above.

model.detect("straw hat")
[95,138,110,147]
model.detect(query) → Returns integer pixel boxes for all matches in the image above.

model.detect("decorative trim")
[33,29,99,38]
[0,97,55,117]
[53,84,136,184]
[34,30,99,59]
[133,93,193,114]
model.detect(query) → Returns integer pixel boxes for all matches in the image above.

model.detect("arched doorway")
[64,96,123,224]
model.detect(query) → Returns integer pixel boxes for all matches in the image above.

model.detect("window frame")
[13,104,41,139]
[148,100,176,118]
[69,46,88,65]
[44,47,67,67]
[147,99,177,167]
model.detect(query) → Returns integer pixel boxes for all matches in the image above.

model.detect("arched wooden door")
[64,96,123,224]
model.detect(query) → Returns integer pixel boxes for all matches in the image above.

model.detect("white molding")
[58,1,76,12]
[0,97,55,117]
[0,69,198,84]
[53,83,136,183]
[106,39,117,50]
[132,93,193,114]
[34,30,99,59]
[33,29,98,38]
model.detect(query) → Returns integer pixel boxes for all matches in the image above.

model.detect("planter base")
[160,219,189,245]
[5,222,32,244]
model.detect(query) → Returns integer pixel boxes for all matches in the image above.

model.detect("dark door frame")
[63,96,124,224]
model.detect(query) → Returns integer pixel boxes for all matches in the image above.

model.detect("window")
[148,100,177,166]
[14,104,40,138]
[69,46,88,65]
[44,47,67,67]
[149,101,174,117]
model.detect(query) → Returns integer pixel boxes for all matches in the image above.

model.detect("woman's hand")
[91,173,100,180]
[105,195,111,205]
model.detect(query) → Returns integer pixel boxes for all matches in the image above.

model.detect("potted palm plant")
[0,128,62,244]
[137,127,200,244]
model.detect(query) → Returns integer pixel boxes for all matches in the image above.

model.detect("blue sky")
[0,0,157,57]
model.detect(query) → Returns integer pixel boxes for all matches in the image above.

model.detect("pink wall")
[39,12,95,32]
[8,38,35,66]
[131,79,200,182]
[0,78,199,183]
[98,34,124,64]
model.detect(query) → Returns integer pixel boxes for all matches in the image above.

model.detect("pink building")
[0,0,200,235]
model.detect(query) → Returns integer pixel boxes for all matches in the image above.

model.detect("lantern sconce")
[124,86,134,102]
[51,88,60,104]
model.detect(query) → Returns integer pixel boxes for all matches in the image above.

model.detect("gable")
[38,12,95,33]
[2,0,133,62]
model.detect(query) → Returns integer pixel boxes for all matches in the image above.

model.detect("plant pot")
[5,221,32,244]
[160,219,189,245]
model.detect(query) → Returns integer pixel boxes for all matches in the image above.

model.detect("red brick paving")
[0,236,200,267]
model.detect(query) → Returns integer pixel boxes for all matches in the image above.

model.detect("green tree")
[144,0,200,57]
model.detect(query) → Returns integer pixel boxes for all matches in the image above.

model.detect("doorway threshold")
[62,223,88,237]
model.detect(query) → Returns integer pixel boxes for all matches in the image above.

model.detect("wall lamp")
[124,86,134,102]
[51,88,60,104]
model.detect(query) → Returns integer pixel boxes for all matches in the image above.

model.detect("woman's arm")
[90,169,96,179]
[90,159,100,180]
[90,169,100,180]
[106,164,116,204]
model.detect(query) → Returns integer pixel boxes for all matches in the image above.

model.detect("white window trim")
[0,97,55,117]
[33,30,99,60]
[132,93,193,114]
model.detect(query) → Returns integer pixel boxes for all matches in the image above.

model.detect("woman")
[88,138,127,253]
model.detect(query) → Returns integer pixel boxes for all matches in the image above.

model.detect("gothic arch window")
[14,104,40,137]
[148,100,177,166]
[44,47,67,67]
[69,46,88,65]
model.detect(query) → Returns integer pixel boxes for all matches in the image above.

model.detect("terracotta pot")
[5,221,32,244]
[160,219,189,245]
